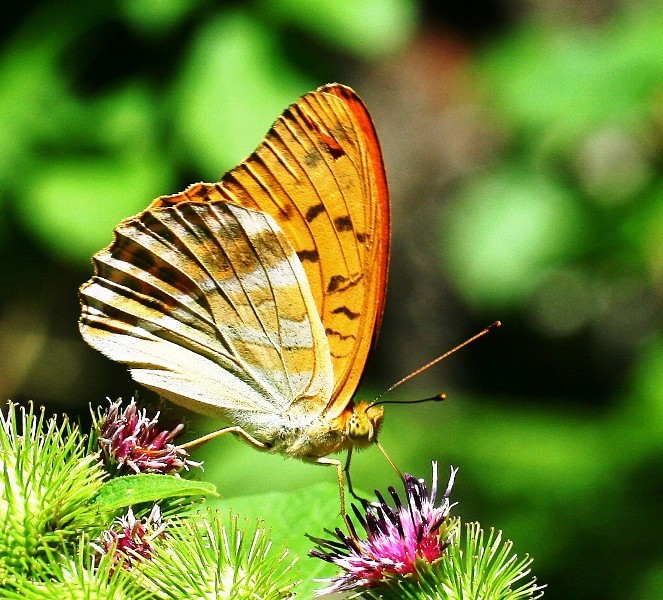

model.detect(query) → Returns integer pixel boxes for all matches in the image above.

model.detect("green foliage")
[91,474,217,514]
[118,0,202,34]
[441,168,585,309]
[434,10,663,595]
[434,523,545,600]
[444,4,663,320]
[0,1,416,263]
[260,0,418,59]
[0,403,302,598]
[0,402,545,597]
[172,10,312,177]
[474,6,663,146]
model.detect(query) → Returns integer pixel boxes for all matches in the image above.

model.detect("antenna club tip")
[436,393,447,401]
[489,320,502,330]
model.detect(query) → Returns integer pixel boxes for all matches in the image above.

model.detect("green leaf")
[92,474,217,512]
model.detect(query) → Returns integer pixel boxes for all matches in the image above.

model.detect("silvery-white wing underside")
[79,200,334,429]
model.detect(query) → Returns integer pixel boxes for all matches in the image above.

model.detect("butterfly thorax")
[265,400,384,460]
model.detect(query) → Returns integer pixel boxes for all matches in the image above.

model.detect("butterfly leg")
[179,426,269,452]
[343,448,371,508]
[313,456,354,526]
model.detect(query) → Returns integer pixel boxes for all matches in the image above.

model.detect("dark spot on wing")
[156,265,179,286]
[304,147,322,167]
[114,241,152,270]
[327,274,347,293]
[325,327,357,342]
[297,249,320,263]
[298,107,345,159]
[300,110,316,130]
[334,216,352,231]
[327,273,363,294]
[191,185,210,199]
[356,232,367,243]
[332,306,360,320]
[306,203,325,223]
[320,133,344,158]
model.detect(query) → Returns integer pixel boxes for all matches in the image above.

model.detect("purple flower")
[97,399,201,474]
[310,462,457,595]
[94,505,166,570]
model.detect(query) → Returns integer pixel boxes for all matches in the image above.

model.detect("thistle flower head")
[97,399,201,474]
[310,462,457,595]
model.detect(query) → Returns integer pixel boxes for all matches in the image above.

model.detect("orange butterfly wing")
[153,84,390,418]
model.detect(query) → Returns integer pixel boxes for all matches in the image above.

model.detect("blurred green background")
[1,1,661,598]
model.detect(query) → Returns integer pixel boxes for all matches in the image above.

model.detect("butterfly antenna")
[370,321,501,407]
[371,393,447,408]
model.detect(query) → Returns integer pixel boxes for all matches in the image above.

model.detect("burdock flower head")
[94,505,166,571]
[310,462,457,596]
[96,399,201,474]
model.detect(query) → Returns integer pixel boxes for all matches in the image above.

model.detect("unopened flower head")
[310,462,457,595]
[97,399,201,474]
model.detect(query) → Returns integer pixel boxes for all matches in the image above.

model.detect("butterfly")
[79,84,390,512]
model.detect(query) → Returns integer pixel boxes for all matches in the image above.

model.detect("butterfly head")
[341,400,384,449]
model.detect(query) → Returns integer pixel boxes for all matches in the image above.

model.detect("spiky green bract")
[0,402,108,584]
[1,537,152,600]
[138,509,300,599]
[436,522,545,600]
[362,521,546,600]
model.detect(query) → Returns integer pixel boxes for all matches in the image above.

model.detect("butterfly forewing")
[150,84,390,417]
[80,201,334,426]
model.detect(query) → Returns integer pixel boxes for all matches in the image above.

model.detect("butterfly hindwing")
[80,201,334,429]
